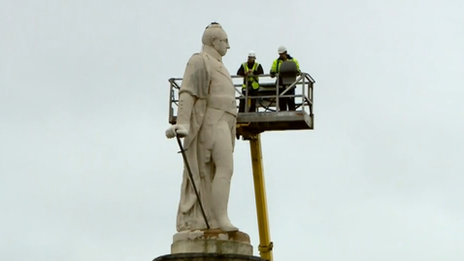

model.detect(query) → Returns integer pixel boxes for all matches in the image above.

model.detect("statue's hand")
[165,124,190,139]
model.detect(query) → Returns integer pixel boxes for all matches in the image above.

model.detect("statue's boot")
[212,176,238,232]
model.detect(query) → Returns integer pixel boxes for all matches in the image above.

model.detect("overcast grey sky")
[1,0,464,260]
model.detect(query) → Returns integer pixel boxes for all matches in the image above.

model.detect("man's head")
[247,50,256,63]
[278,45,288,60]
[202,22,230,56]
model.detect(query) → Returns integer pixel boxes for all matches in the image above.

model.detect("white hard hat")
[278,45,287,54]
[248,50,256,57]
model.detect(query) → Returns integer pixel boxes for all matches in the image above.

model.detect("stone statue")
[165,22,238,233]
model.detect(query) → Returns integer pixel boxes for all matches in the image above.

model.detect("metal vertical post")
[245,77,249,112]
[275,74,279,112]
[301,75,305,112]
[168,80,174,123]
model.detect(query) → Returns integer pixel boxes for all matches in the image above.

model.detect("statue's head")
[202,22,230,56]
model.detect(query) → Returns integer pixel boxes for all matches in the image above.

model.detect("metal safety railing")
[233,73,315,114]
[168,72,316,124]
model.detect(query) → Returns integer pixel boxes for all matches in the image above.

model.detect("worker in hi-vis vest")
[270,45,300,111]
[236,50,264,113]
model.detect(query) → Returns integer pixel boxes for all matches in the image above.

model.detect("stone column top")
[154,253,267,261]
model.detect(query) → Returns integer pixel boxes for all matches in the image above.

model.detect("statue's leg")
[210,112,238,232]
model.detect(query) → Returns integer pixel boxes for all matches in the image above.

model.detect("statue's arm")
[176,93,195,125]
[176,54,207,125]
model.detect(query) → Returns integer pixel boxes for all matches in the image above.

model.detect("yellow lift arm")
[249,133,273,261]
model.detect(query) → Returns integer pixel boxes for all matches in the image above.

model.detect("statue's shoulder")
[187,52,205,64]
[184,53,206,71]
[185,52,210,77]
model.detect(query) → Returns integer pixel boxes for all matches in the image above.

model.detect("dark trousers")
[239,87,258,113]
[278,86,295,111]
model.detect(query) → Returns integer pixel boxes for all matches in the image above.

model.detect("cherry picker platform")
[233,72,314,138]
[168,65,316,261]
[168,72,315,136]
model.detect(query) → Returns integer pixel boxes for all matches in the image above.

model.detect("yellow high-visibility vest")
[242,62,260,89]
[270,58,300,74]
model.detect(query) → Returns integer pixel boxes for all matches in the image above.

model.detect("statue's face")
[212,30,230,56]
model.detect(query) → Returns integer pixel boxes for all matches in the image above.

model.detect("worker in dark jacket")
[270,45,300,111]
[237,50,264,113]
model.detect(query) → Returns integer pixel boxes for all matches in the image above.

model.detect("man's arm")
[237,64,245,76]
[270,60,277,77]
[254,63,264,75]
[293,58,301,73]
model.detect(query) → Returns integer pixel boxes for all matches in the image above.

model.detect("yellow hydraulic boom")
[249,133,273,261]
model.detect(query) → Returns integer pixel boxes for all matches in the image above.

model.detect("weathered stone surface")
[173,229,250,243]
[171,229,252,255]
[153,253,266,261]
[164,22,238,233]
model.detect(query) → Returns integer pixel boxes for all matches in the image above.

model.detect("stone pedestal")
[171,229,253,255]
[153,253,266,261]
[152,230,267,261]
